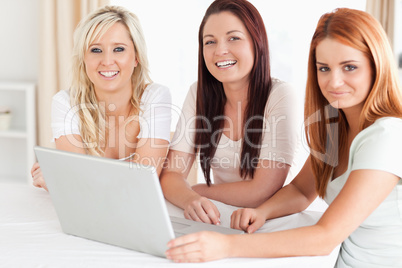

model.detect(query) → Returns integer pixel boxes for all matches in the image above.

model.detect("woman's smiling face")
[202,11,255,89]
[316,38,373,113]
[84,22,138,96]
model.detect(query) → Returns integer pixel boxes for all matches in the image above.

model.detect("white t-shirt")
[170,79,303,184]
[324,117,402,267]
[51,83,172,142]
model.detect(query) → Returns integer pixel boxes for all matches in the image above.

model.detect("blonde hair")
[305,8,402,197]
[70,5,152,156]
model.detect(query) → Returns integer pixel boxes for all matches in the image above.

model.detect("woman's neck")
[343,107,362,139]
[95,87,133,118]
[223,82,248,110]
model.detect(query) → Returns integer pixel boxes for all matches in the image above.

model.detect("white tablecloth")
[0,183,339,267]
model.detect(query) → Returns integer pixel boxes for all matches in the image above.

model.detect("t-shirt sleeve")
[169,82,197,153]
[137,84,172,142]
[51,90,80,141]
[258,80,302,165]
[350,118,402,179]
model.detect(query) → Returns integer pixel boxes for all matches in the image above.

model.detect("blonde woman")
[166,8,402,266]
[32,6,171,191]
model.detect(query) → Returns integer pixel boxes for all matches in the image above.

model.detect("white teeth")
[100,71,119,77]
[216,60,237,67]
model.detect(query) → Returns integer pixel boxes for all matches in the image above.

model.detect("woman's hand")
[230,208,267,233]
[184,195,221,225]
[31,162,48,191]
[166,231,231,262]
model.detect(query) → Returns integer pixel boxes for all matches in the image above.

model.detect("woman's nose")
[329,70,344,89]
[215,41,229,56]
[101,51,115,66]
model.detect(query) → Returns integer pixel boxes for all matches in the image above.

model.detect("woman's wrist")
[182,189,203,208]
[256,204,272,221]
[225,233,243,258]
[191,183,209,195]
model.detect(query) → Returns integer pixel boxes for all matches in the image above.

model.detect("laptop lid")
[34,146,174,257]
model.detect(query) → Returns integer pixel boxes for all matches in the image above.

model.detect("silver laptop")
[34,146,242,258]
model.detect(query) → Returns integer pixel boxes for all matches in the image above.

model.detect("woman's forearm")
[192,160,290,208]
[258,183,315,220]
[228,224,336,258]
[257,157,317,220]
[192,180,279,208]
[160,172,201,209]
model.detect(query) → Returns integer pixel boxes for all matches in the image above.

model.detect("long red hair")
[305,8,402,197]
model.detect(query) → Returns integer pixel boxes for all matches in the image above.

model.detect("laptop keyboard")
[171,221,190,230]
[174,232,185,237]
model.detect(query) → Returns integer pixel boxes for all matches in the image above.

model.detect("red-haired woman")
[166,8,402,267]
[160,0,301,225]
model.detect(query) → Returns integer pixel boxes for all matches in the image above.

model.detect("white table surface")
[0,182,339,267]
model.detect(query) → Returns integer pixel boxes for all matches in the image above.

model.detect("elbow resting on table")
[312,242,337,256]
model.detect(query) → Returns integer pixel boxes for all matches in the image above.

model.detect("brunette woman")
[160,0,301,225]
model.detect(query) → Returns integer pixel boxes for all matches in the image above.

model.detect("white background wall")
[0,0,40,82]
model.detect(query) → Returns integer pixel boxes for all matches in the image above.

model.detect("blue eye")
[114,47,125,52]
[90,48,102,53]
[318,66,329,72]
[345,65,357,71]
[205,40,215,45]
[229,36,240,41]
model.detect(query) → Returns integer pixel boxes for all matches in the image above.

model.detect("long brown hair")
[194,0,272,185]
[305,8,402,197]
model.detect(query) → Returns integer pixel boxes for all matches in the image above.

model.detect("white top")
[324,117,402,268]
[51,83,172,143]
[170,79,303,184]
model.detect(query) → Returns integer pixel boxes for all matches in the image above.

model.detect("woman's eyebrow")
[227,30,244,35]
[203,30,244,39]
[316,60,358,65]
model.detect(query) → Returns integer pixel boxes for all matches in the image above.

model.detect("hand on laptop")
[31,162,49,192]
[166,231,231,262]
[183,196,221,225]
